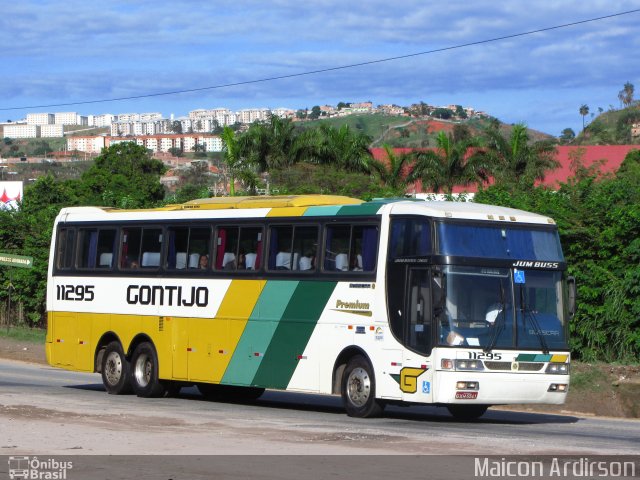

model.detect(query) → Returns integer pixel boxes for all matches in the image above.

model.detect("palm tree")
[478,123,559,189]
[239,115,306,171]
[408,131,487,195]
[369,144,412,194]
[579,104,589,132]
[220,126,242,196]
[307,124,373,172]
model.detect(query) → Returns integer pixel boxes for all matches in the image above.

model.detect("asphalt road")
[1,359,639,479]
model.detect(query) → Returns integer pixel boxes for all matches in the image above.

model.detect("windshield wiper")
[484,281,507,354]
[518,286,550,354]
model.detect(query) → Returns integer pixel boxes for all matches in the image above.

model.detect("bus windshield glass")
[436,223,564,262]
[435,266,568,350]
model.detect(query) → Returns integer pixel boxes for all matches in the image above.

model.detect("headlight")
[455,359,484,371]
[546,362,570,374]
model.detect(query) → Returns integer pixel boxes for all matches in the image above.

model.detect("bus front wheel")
[131,342,165,398]
[101,341,132,395]
[341,355,384,418]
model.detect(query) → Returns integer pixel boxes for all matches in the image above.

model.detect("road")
[1,359,639,478]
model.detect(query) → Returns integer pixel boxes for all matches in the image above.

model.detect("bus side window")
[239,226,263,270]
[215,226,239,270]
[140,229,163,268]
[55,228,76,270]
[78,228,117,269]
[293,226,318,271]
[324,224,378,272]
[268,226,293,270]
[121,228,139,268]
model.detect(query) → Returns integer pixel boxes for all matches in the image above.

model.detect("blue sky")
[1,1,638,136]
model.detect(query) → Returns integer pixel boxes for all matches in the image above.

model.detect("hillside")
[574,105,640,145]
[300,113,554,148]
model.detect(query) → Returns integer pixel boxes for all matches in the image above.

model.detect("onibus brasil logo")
[8,457,73,480]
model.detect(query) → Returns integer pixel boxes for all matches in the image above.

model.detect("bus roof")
[55,196,555,225]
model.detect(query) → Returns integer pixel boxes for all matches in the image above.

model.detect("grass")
[0,325,46,343]
[569,364,610,390]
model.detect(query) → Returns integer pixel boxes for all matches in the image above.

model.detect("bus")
[46,195,576,419]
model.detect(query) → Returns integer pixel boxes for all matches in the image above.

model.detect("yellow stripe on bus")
[187,280,267,383]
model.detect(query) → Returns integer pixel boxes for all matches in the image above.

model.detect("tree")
[309,106,321,120]
[77,142,166,208]
[238,115,304,171]
[408,131,488,195]
[221,126,243,196]
[618,82,635,108]
[559,128,576,144]
[476,123,559,190]
[306,124,373,173]
[432,108,453,120]
[368,144,411,195]
[579,104,589,132]
[171,121,183,134]
[168,147,183,157]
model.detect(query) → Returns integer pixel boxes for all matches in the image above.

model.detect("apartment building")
[54,112,88,126]
[272,108,296,119]
[26,113,54,125]
[116,112,162,123]
[89,114,116,127]
[237,108,270,124]
[67,136,106,154]
[100,134,223,154]
[40,124,64,138]
[4,124,38,139]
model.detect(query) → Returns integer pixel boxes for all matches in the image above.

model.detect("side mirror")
[567,276,577,319]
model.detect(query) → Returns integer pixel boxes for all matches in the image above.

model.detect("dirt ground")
[1,335,638,418]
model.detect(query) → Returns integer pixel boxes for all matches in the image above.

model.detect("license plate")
[455,391,478,400]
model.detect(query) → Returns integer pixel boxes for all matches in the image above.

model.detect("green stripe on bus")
[252,281,337,389]
[336,203,383,216]
[221,281,299,386]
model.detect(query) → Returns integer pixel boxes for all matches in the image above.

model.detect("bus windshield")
[435,266,568,350]
[436,223,564,262]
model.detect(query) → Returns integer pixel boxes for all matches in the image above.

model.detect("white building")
[40,124,64,138]
[26,113,54,125]
[117,112,162,123]
[89,114,116,127]
[4,124,38,139]
[237,108,270,124]
[54,112,82,125]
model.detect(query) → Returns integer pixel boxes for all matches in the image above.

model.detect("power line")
[2,8,639,112]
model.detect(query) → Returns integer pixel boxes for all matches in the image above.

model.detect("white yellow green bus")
[46,195,575,419]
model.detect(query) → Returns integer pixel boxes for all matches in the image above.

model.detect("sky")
[1,1,639,136]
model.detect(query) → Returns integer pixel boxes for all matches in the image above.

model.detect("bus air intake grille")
[518,362,545,371]
[484,361,511,370]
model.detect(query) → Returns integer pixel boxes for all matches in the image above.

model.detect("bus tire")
[341,355,384,418]
[131,342,165,398]
[101,341,132,395]
[446,404,489,421]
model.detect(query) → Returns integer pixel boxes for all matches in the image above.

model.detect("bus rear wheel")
[446,404,489,421]
[341,355,384,418]
[131,342,165,398]
[101,341,132,395]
